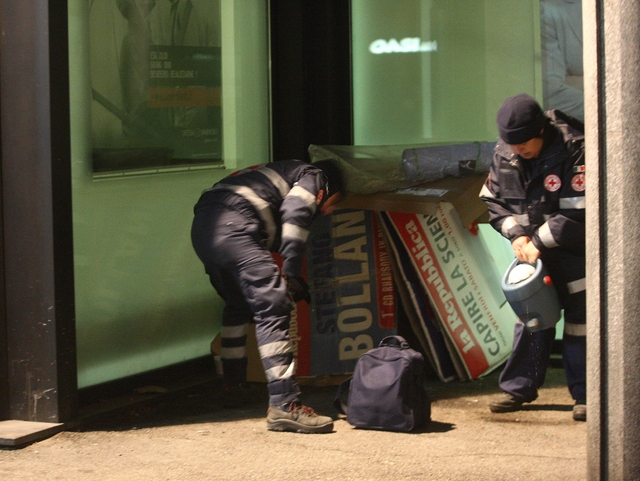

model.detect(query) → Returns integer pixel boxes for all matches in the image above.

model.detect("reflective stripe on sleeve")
[257,166,291,198]
[560,196,586,210]
[288,185,318,211]
[282,223,310,242]
[567,277,586,294]
[501,216,519,237]
[537,222,559,248]
[479,184,495,199]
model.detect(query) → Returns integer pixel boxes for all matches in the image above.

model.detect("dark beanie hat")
[313,159,345,198]
[497,93,547,144]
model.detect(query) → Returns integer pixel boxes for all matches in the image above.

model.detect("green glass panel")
[352,0,542,145]
[69,0,269,387]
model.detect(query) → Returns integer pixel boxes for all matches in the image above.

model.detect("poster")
[381,203,515,379]
[302,209,397,376]
[89,0,222,173]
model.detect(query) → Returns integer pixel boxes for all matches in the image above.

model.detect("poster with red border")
[378,212,461,382]
[383,204,514,379]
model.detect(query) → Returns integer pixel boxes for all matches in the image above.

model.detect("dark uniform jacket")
[479,110,585,257]
[198,160,328,278]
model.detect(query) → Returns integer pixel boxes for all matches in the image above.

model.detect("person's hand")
[285,275,311,304]
[511,236,531,262]
[522,241,541,264]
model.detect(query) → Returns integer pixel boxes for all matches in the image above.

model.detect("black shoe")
[573,401,586,422]
[266,402,334,434]
[489,393,526,413]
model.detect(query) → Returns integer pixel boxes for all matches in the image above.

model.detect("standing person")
[541,0,584,121]
[191,159,344,433]
[479,93,586,421]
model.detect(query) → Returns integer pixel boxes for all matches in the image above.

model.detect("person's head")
[313,159,345,215]
[497,93,547,159]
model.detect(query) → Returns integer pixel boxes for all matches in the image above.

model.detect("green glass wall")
[69,0,269,387]
[352,0,542,145]
[67,1,581,387]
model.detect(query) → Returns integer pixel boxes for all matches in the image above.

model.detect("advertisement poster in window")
[89,0,222,174]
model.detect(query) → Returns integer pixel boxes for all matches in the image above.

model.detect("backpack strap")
[333,377,351,416]
[379,335,410,349]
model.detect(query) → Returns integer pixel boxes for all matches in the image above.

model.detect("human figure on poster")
[479,93,586,421]
[541,0,584,121]
[116,0,220,148]
[191,160,344,433]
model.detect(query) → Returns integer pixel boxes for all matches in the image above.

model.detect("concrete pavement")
[0,366,587,480]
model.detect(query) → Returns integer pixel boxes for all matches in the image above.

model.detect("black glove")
[285,275,311,304]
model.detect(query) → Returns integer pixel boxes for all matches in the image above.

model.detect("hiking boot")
[266,402,334,434]
[573,401,586,422]
[222,383,260,409]
[489,393,526,413]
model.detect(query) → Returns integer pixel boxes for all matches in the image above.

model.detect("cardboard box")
[337,173,489,229]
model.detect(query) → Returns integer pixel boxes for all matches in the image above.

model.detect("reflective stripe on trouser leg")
[206,262,253,387]
[220,321,251,386]
[258,331,300,406]
[561,277,586,402]
[231,238,300,406]
[191,205,301,405]
[545,253,586,403]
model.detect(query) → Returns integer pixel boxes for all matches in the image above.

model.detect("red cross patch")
[571,173,585,192]
[544,174,562,192]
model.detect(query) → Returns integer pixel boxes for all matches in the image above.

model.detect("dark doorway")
[270,0,353,162]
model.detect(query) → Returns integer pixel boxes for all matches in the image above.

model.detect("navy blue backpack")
[334,335,432,432]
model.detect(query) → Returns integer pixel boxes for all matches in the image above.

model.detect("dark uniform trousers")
[191,195,301,407]
[499,249,586,403]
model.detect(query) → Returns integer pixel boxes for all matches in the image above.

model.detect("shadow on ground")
[72,363,569,434]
